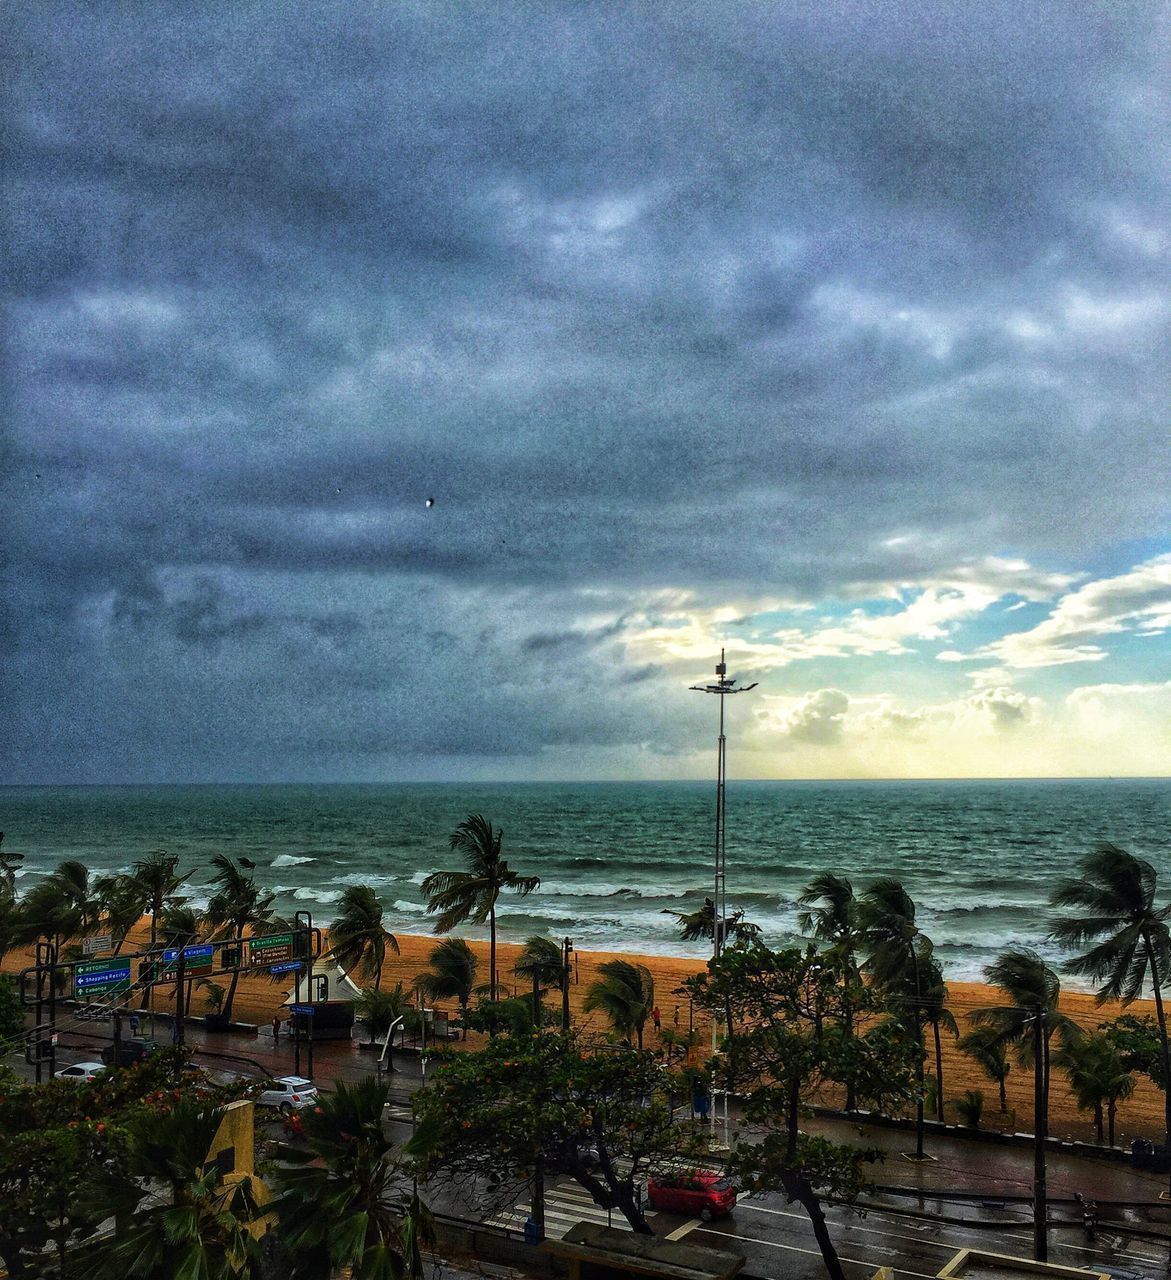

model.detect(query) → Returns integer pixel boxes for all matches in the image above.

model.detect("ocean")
[3,779,1169,985]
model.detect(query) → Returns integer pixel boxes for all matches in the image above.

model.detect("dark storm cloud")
[5,1,1169,779]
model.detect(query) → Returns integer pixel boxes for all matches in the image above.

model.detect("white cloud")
[773,689,850,745]
[976,553,1171,668]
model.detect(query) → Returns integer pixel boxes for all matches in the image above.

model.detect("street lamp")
[690,648,757,1144]
[689,649,757,963]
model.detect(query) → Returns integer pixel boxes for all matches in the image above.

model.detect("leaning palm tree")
[77,1098,259,1280]
[514,934,565,1028]
[1055,1030,1136,1146]
[662,897,760,946]
[858,878,929,1159]
[583,959,655,1048]
[798,873,864,1109]
[16,859,99,951]
[415,937,478,1034]
[271,1076,434,1280]
[94,873,146,954]
[328,884,399,989]
[132,849,188,952]
[0,833,23,899]
[959,1025,1012,1112]
[421,815,540,1002]
[971,946,1077,1262]
[1049,843,1171,1164]
[203,853,277,1023]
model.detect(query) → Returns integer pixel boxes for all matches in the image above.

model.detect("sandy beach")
[6,926,1164,1145]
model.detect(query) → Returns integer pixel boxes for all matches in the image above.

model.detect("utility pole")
[562,937,573,1032]
[690,649,757,1142]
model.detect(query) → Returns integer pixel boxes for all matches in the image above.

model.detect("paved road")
[38,1022,1171,1278]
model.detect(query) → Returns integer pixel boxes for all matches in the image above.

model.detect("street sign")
[75,958,131,998]
[290,1003,315,1016]
[248,932,294,967]
[82,933,113,955]
[162,944,215,978]
[269,960,302,975]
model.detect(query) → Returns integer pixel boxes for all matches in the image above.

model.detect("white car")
[54,1061,107,1083]
[258,1075,319,1113]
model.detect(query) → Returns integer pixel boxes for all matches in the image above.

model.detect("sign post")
[248,932,295,968]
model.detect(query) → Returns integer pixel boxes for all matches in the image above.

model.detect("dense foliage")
[408,1031,706,1233]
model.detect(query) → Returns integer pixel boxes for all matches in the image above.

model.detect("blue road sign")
[270,960,303,975]
[290,1004,315,1015]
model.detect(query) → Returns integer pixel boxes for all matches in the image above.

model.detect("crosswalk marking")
[485,1180,634,1240]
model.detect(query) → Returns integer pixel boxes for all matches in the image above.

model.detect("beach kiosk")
[543,1223,744,1280]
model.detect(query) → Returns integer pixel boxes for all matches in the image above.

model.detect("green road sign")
[248,932,294,967]
[75,957,132,998]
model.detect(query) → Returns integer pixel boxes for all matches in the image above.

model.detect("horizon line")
[3,774,1169,789]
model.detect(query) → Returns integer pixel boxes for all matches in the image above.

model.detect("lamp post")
[690,648,757,1143]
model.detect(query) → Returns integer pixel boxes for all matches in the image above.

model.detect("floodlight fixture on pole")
[690,648,757,1145]
[689,648,757,964]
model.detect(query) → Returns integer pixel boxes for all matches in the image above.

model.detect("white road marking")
[665,1218,702,1241]
[691,1227,939,1279]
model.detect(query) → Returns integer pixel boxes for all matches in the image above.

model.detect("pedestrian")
[652,1005,661,1033]
[129,1012,140,1037]
[171,1019,180,1046]
[272,1015,281,1043]
[673,1005,679,1028]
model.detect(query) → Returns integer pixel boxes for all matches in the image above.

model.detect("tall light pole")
[690,649,757,1144]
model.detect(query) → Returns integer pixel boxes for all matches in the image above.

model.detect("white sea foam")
[392,899,429,915]
[332,871,398,887]
[293,887,341,904]
[272,854,316,868]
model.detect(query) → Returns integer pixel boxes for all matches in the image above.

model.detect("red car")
[646,1170,737,1220]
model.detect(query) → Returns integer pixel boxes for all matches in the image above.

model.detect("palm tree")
[159,903,202,1018]
[94,873,146,954]
[0,833,23,899]
[920,954,958,1122]
[1049,843,1171,1164]
[272,1076,434,1280]
[959,1025,1012,1112]
[133,849,188,952]
[971,946,1076,1262]
[798,873,864,1109]
[858,878,929,1159]
[421,815,540,1002]
[414,937,478,1034]
[1056,1030,1136,1146]
[78,1098,259,1280]
[204,853,276,1023]
[584,959,655,1048]
[662,897,760,946]
[514,934,564,1028]
[328,884,399,989]
[17,859,98,951]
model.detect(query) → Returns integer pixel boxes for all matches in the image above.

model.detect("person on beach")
[272,1015,281,1042]
[673,1005,679,1028]
[652,1005,661,1033]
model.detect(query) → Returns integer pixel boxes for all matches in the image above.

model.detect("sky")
[3,1,1170,785]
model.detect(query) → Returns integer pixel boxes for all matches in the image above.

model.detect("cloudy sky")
[4,2,1170,784]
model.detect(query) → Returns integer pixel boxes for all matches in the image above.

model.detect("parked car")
[258,1075,319,1114]
[54,1061,108,1083]
[100,1037,160,1067]
[646,1170,736,1220]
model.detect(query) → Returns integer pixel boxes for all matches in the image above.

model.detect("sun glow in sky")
[4,4,1170,783]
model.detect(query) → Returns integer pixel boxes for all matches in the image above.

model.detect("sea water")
[3,779,1169,983]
